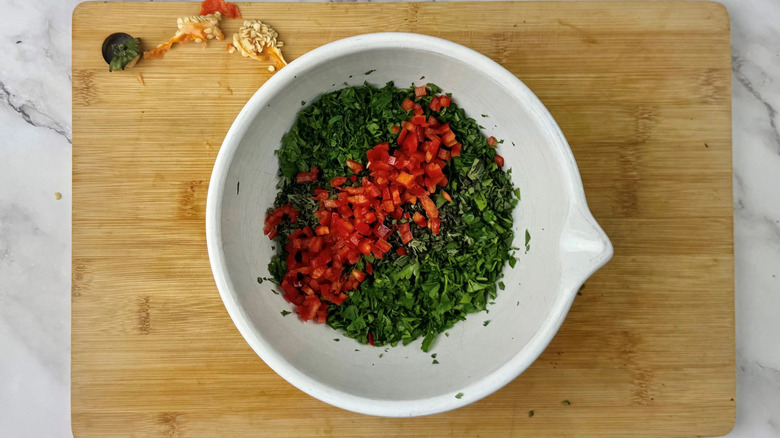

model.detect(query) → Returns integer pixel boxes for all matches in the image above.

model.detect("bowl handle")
[560,203,614,288]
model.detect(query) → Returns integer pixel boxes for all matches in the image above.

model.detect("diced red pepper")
[397,128,408,145]
[429,217,441,234]
[442,131,457,147]
[401,98,415,111]
[331,176,347,187]
[402,132,418,154]
[424,163,443,180]
[494,154,505,167]
[366,262,373,275]
[398,223,413,244]
[358,239,372,256]
[309,236,324,253]
[396,247,407,256]
[439,95,451,107]
[413,103,423,116]
[296,166,319,183]
[348,195,370,206]
[410,115,427,126]
[441,190,453,203]
[345,159,364,173]
[395,171,415,188]
[391,187,401,205]
[351,269,366,282]
[412,211,428,228]
[374,223,392,238]
[414,85,427,97]
[368,332,374,346]
[429,96,441,112]
[420,195,439,219]
[487,136,498,147]
[376,238,392,253]
[391,125,400,134]
[355,221,371,236]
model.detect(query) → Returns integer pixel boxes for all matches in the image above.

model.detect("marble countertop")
[1,0,778,436]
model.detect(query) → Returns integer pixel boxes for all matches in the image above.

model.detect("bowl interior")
[209,34,608,416]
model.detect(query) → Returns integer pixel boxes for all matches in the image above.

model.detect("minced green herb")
[280,310,291,316]
[269,82,518,351]
[455,392,464,399]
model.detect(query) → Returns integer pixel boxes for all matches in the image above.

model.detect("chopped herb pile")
[266,82,519,351]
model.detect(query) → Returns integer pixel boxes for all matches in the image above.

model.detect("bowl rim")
[206,32,613,417]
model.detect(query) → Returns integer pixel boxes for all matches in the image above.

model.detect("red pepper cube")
[429,217,441,234]
[442,131,457,147]
[429,96,441,112]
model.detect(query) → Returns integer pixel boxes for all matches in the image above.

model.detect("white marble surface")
[0,0,778,436]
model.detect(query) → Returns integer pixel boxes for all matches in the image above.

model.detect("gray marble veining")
[1,0,778,436]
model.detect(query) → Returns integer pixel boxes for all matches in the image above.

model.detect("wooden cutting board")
[72,2,734,436]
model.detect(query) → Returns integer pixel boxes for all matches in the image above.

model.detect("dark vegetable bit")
[455,392,464,399]
[102,33,142,72]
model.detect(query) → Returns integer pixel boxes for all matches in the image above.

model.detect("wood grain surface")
[72,2,734,436]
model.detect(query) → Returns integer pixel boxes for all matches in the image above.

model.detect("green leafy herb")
[280,310,291,316]
[432,359,439,364]
[529,410,534,417]
[333,338,340,342]
[483,320,491,326]
[455,392,464,399]
[562,400,571,406]
[365,69,376,75]
[525,229,531,252]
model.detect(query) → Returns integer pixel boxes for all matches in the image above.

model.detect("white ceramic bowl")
[206,33,613,417]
